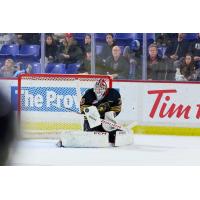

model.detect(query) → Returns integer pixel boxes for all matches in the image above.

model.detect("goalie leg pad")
[114,131,134,147]
[60,131,110,148]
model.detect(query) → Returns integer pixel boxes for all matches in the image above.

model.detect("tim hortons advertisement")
[113,81,200,128]
[141,83,200,127]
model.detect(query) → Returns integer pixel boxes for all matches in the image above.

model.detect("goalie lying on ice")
[80,78,122,143]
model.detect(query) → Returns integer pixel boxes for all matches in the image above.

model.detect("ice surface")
[9,134,200,165]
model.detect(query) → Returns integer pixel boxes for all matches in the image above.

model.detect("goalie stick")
[64,106,123,130]
[64,106,137,132]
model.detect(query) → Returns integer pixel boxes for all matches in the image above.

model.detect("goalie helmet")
[94,79,108,101]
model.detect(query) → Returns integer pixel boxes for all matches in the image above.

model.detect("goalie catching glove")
[84,106,118,131]
[102,111,117,132]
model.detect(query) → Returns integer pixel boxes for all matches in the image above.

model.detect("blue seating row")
[45,63,80,74]
[0,44,40,63]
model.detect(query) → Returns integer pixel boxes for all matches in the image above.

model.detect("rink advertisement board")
[1,78,200,135]
[9,84,89,113]
[113,81,200,135]
[18,87,80,112]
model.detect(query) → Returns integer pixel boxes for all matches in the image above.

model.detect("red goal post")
[18,74,112,138]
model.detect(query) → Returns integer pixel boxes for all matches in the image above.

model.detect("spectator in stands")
[155,33,177,48]
[83,34,91,54]
[97,45,130,79]
[147,44,173,80]
[189,33,200,69]
[0,59,15,77]
[78,34,92,74]
[155,33,176,59]
[15,33,40,45]
[165,33,190,68]
[13,62,32,77]
[99,33,117,63]
[45,35,58,63]
[52,33,66,44]
[0,34,16,49]
[175,54,197,81]
[58,33,83,66]
[123,39,142,79]
[78,52,91,74]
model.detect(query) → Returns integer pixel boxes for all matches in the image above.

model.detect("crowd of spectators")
[1,33,200,81]
[0,59,32,77]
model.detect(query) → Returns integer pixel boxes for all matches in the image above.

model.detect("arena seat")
[147,33,155,41]
[45,62,80,74]
[16,45,40,62]
[65,63,80,74]
[119,45,125,53]
[51,63,66,74]
[73,33,85,39]
[30,62,41,74]
[185,33,197,41]
[95,33,106,41]
[0,44,19,58]
[73,33,85,44]
[96,45,103,55]
[45,63,66,74]
[115,33,135,46]
[115,33,135,40]
[45,63,56,73]
[131,33,155,42]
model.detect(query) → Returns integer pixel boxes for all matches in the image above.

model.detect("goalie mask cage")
[18,74,112,138]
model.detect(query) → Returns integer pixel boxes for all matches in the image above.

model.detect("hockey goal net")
[18,74,112,138]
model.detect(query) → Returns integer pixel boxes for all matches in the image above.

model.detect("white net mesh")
[18,74,112,138]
